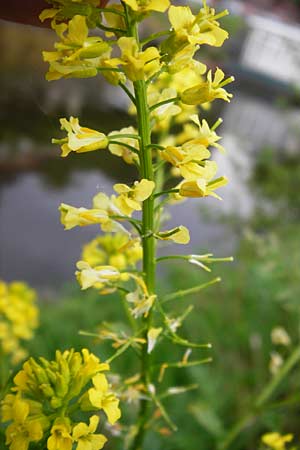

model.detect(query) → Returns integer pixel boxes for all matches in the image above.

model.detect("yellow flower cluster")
[82,233,142,270]
[180,68,234,106]
[59,179,155,313]
[0,281,39,365]
[167,2,229,49]
[1,348,121,450]
[43,15,112,81]
[116,37,161,81]
[159,113,228,200]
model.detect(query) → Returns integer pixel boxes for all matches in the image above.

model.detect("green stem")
[97,22,126,34]
[154,188,179,198]
[119,82,136,104]
[98,7,125,16]
[128,18,156,450]
[108,140,139,154]
[147,143,165,150]
[108,133,140,140]
[141,30,172,46]
[162,277,221,304]
[149,97,179,113]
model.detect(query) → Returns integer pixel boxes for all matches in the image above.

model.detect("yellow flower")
[149,65,207,125]
[167,44,207,75]
[161,142,210,168]
[4,397,44,450]
[185,115,225,152]
[156,226,190,244]
[161,140,219,181]
[59,194,132,234]
[124,274,156,318]
[180,68,234,105]
[168,3,228,48]
[72,415,107,450]
[59,204,109,230]
[43,16,110,81]
[82,233,142,270]
[179,177,228,200]
[262,432,293,450]
[47,418,73,450]
[108,126,139,164]
[126,290,157,318]
[271,327,291,347]
[103,4,125,34]
[53,117,108,157]
[114,179,155,216]
[75,261,122,290]
[87,374,121,424]
[122,0,170,13]
[147,327,163,353]
[117,37,161,81]
[0,281,39,364]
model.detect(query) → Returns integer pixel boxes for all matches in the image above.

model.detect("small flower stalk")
[2,1,235,449]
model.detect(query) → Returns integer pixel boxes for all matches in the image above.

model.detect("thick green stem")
[128,19,156,450]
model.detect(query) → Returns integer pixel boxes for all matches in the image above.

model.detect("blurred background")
[1,1,300,449]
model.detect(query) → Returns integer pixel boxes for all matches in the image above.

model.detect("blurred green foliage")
[253,147,300,223]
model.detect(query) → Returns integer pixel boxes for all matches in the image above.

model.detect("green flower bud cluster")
[1,348,121,450]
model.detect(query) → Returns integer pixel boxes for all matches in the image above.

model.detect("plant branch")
[119,82,136,104]
[149,97,179,113]
[162,277,221,304]
[141,30,172,46]
[109,140,139,154]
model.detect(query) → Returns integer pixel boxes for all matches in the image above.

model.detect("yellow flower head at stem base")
[1,349,119,450]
